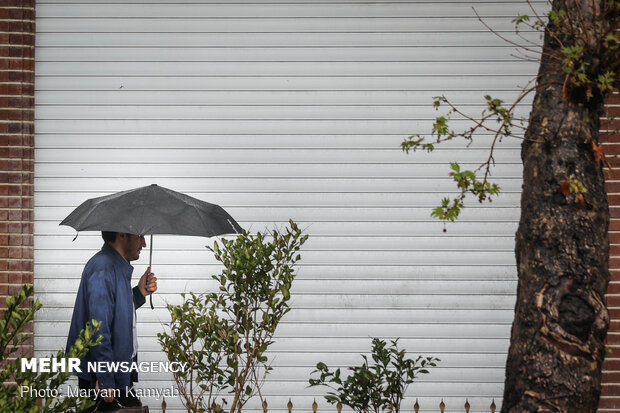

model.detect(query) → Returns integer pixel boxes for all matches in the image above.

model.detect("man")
[66,231,158,411]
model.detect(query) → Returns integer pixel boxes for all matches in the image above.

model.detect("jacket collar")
[101,242,134,277]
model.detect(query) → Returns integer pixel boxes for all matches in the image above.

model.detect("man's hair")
[101,231,118,243]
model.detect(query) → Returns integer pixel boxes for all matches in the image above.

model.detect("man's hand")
[138,266,157,297]
[95,381,115,403]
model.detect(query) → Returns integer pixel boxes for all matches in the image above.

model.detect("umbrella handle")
[149,235,154,310]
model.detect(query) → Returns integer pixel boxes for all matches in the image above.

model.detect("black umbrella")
[60,184,243,308]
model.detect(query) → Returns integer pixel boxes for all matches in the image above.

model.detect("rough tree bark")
[501,1,615,412]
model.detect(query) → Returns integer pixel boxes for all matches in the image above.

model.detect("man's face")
[122,233,146,262]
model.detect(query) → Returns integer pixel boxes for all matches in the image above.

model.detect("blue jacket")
[66,243,146,390]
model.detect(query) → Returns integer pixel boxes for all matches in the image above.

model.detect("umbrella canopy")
[60,184,243,309]
[60,184,242,236]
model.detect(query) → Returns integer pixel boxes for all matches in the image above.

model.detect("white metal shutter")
[34,1,544,412]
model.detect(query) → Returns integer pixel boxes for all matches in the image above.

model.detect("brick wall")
[0,0,35,357]
[600,90,620,411]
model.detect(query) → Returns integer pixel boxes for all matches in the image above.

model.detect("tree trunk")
[501,1,613,412]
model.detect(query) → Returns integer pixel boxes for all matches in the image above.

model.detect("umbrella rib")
[226,218,238,233]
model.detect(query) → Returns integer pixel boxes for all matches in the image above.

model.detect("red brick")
[3,0,35,6]
[8,70,31,83]
[7,260,22,271]
[599,397,620,409]
[608,296,620,307]
[6,160,24,172]
[0,147,12,158]
[0,186,15,196]
[8,46,33,58]
[22,235,32,247]
[604,371,620,382]
[8,197,25,208]
[7,197,21,208]
[11,70,34,83]
[608,308,620,319]
[9,8,35,21]
[608,106,620,117]
[0,110,28,121]
[7,247,21,259]
[607,93,620,105]
[11,34,36,46]
[3,172,32,184]
[607,333,620,344]
[602,119,620,131]
[8,58,34,71]
[1,83,34,96]
[22,248,32,260]
[17,136,34,147]
[606,344,620,355]
[21,147,34,159]
[602,384,620,396]
[8,123,34,134]
[8,97,34,108]
[607,182,620,194]
[8,234,22,246]
[5,186,22,196]
[7,284,21,295]
[602,131,620,143]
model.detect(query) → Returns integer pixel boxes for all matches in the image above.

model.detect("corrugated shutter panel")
[34,1,545,412]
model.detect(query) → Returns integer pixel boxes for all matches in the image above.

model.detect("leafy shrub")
[0,284,101,413]
[309,338,439,413]
[158,220,308,413]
